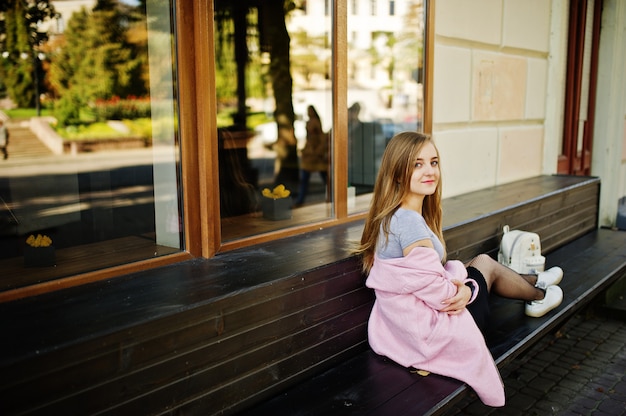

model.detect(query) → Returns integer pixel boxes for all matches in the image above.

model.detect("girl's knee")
[468,253,493,269]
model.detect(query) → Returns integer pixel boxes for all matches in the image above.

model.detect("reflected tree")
[215,0,299,192]
[0,0,57,108]
[47,0,146,126]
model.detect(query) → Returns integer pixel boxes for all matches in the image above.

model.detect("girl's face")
[407,141,439,199]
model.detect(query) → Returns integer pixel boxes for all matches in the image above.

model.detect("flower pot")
[261,197,292,220]
[24,245,56,267]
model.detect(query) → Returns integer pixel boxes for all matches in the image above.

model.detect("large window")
[347,0,425,214]
[215,0,426,241]
[0,0,182,294]
[215,1,333,241]
[0,0,429,298]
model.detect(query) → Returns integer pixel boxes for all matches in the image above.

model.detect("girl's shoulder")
[394,207,426,223]
[390,208,429,235]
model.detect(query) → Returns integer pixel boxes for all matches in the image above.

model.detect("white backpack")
[498,225,545,274]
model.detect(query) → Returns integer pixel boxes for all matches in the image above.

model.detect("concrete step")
[2,121,54,160]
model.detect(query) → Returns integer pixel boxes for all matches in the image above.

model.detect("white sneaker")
[525,285,563,317]
[537,266,563,287]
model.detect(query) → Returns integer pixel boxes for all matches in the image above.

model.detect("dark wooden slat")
[442,175,598,227]
[0,253,361,367]
[0,268,373,410]
[444,178,599,261]
[236,350,464,416]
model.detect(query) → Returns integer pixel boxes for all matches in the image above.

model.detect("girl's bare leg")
[466,254,544,301]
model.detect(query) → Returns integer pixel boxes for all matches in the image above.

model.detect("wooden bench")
[235,175,626,415]
[238,228,626,415]
[1,175,624,416]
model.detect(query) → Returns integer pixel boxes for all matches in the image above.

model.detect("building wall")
[433,0,555,197]
[622,117,626,198]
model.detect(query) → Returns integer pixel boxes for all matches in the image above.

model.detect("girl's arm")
[403,244,474,313]
[402,238,434,256]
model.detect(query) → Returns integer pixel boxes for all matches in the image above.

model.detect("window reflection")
[216,0,333,241]
[216,0,425,238]
[347,0,425,214]
[0,0,182,291]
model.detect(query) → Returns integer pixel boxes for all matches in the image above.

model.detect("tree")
[47,0,146,125]
[214,0,300,190]
[0,0,57,108]
[291,30,328,88]
[262,0,299,190]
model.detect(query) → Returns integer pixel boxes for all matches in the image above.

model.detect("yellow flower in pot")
[261,184,291,199]
[261,185,292,220]
[24,234,56,267]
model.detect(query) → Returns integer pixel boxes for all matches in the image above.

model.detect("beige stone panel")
[434,129,499,198]
[434,46,472,123]
[526,58,548,119]
[436,0,502,45]
[502,0,551,52]
[498,127,544,182]
[620,164,626,198]
[622,119,626,161]
[472,52,527,121]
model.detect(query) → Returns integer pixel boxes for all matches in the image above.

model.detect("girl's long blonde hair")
[355,132,446,274]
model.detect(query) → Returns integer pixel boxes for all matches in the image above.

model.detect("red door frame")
[558,0,602,175]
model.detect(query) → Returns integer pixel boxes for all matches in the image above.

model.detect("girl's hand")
[441,280,471,315]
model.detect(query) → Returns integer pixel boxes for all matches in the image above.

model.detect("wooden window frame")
[186,0,434,258]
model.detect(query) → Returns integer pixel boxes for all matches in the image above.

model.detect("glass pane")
[0,0,182,292]
[347,0,425,213]
[216,1,333,241]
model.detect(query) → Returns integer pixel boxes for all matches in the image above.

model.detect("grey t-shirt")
[376,208,445,260]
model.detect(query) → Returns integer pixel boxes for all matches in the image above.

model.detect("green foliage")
[54,95,82,127]
[0,0,56,108]
[125,118,152,139]
[216,110,271,129]
[56,121,125,140]
[290,30,329,86]
[247,112,272,129]
[93,96,152,121]
[4,108,52,120]
[213,9,267,112]
[47,3,148,123]
[54,118,155,141]
[5,59,35,108]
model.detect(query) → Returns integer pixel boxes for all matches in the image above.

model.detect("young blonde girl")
[356,132,563,407]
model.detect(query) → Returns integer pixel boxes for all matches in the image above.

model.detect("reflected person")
[295,105,328,206]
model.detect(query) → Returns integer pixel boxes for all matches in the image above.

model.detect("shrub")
[93,96,151,121]
[55,96,82,127]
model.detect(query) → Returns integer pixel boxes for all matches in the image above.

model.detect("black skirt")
[466,266,490,334]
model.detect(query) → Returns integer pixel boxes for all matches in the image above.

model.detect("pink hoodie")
[365,247,505,407]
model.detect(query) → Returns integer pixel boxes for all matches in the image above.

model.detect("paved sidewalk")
[444,306,626,416]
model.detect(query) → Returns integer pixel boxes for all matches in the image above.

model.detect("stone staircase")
[2,120,54,160]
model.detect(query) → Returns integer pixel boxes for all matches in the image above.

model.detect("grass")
[217,110,273,129]
[56,122,127,140]
[5,107,271,140]
[4,108,53,120]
